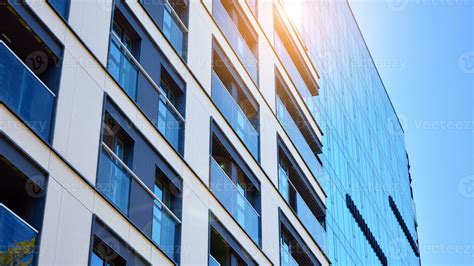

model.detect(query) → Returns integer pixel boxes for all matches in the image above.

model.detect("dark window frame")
[208,212,257,266]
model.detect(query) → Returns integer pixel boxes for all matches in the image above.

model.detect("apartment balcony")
[0,41,55,141]
[97,143,180,261]
[152,198,180,260]
[98,144,132,214]
[274,33,317,118]
[0,203,38,265]
[280,245,299,266]
[108,33,185,153]
[209,157,260,244]
[278,167,328,254]
[157,91,185,152]
[211,71,259,159]
[276,97,323,185]
[213,0,258,84]
[209,254,220,266]
[162,2,188,58]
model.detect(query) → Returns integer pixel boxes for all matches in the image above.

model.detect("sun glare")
[281,0,304,29]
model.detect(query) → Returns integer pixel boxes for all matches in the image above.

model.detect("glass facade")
[288,1,421,265]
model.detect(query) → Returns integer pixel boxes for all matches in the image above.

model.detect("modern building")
[0,0,419,265]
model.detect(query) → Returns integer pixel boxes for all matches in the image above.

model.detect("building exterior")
[0,0,419,265]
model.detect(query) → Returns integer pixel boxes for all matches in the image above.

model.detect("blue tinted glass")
[49,0,70,19]
[289,2,421,265]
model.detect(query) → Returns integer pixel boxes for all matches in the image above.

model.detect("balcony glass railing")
[97,143,181,261]
[213,0,258,84]
[97,145,132,214]
[210,158,260,244]
[208,254,220,266]
[108,36,139,100]
[0,204,38,265]
[157,92,185,152]
[108,33,185,153]
[0,41,56,141]
[278,167,328,254]
[276,97,323,185]
[280,245,299,266]
[274,33,317,118]
[162,2,187,58]
[152,199,180,260]
[211,71,259,159]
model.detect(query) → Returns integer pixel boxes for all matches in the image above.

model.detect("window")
[156,68,185,152]
[139,0,189,58]
[210,228,246,266]
[108,10,140,99]
[90,236,126,266]
[108,3,186,154]
[279,211,321,266]
[97,97,183,263]
[99,114,134,214]
[113,21,134,53]
[151,170,181,260]
[89,219,150,266]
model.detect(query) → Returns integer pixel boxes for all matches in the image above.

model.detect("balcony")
[108,33,185,153]
[0,41,55,141]
[162,2,188,58]
[211,71,259,159]
[210,158,260,244]
[276,97,323,185]
[278,167,328,254]
[97,143,181,261]
[280,245,299,266]
[209,254,220,266]
[157,92,185,152]
[274,33,317,118]
[213,0,258,84]
[0,203,38,265]
[152,197,180,260]
[98,144,132,214]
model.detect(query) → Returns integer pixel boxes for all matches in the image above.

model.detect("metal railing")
[108,33,185,152]
[99,142,181,224]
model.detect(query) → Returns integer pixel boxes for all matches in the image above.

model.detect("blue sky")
[349,1,473,265]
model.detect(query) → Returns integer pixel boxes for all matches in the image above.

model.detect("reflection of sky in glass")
[349,3,473,265]
[281,0,472,264]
